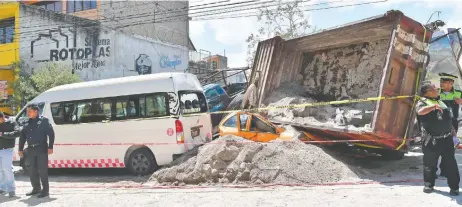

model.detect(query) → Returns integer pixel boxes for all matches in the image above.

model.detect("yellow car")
[218,112,294,142]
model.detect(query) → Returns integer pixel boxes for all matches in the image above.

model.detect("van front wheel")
[127,148,158,175]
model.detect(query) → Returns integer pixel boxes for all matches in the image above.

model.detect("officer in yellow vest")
[438,73,462,177]
[416,81,459,195]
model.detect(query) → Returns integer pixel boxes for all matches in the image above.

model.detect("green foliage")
[9,62,81,107]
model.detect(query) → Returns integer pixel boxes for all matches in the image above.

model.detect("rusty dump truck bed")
[250,10,433,152]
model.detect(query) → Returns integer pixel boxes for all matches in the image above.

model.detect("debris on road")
[149,135,359,185]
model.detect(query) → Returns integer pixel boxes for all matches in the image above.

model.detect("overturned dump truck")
[249,10,438,159]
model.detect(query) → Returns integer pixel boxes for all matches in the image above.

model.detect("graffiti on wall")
[135,54,152,75]
[30,27,111,72]
[160,55,182,69]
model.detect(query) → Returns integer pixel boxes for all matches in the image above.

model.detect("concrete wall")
[100,0,189,47]
[19,5,188,81]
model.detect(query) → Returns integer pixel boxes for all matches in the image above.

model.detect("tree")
[246,0,321,66]
[9,62,82,108]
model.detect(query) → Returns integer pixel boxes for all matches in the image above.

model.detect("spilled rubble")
[149,135,360,185]
[264,83,373,131]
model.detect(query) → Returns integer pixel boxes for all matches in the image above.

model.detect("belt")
[430,132,452,139]
[28,143,41,148]
[0,147,11,150]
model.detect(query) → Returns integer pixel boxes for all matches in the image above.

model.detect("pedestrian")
[437,73,462,178]
[416,82,460,195]
[18,104,55,198]
[0,112,19,197]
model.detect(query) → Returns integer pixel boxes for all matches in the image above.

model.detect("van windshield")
[179,91,208,114]
[16,102,45,122]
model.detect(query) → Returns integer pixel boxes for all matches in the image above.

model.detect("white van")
[13,72,212,175]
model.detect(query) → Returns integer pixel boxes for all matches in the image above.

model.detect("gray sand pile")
[264,83,373,131]
[149,135,359,185]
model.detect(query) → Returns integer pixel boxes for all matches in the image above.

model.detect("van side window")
[179,91,207,114]
[139,96,146,117]
[77,99,111,123]
[146,94,167,117]
[50,102,77,125]
[47,93,169,124]
[114,96,128,119]
[126,98,138,117]
[51,103,64,125]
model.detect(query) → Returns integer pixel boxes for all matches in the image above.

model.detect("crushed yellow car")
[218,112,294,142]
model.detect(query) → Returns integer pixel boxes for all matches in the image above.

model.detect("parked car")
[218,111,293,142]
[204,84,231,134]
[203,83,231,112]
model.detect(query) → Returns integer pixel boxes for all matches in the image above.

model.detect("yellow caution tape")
[91,95,417,123]
[182,95,416,117]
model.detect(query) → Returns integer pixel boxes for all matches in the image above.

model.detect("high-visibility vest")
[421,98,448,109]
[439,88,462,100]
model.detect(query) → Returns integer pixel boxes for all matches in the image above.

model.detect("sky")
[189,0,462,68]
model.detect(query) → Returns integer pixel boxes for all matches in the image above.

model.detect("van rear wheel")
[127,148,158,175]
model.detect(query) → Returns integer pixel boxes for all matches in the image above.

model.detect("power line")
[0,18,392,54]
[192,0,388,21]
[3,0,308,38]
[0,0,389,52]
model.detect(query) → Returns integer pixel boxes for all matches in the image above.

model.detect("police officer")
[18,104,55,198]
[416,82,460,195]
[438,73,462,177]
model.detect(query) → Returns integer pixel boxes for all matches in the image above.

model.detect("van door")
[178,91,212,150]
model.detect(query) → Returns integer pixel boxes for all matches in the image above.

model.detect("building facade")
[0,1,193,115]
[24,0,191,47]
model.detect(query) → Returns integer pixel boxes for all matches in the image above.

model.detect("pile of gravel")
[149,135,359,185]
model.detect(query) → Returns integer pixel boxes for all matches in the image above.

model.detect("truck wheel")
[380,150,405,160]
[127,148,158,175]
[227,93,244,110]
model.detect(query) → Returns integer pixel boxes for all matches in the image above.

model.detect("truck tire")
[126,148,158,175]
[227,93,244,110]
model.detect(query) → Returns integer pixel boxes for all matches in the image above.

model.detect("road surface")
[0,151,461,206]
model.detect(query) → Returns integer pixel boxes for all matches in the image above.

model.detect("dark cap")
[27,103,40,111]
[439,72,458,81]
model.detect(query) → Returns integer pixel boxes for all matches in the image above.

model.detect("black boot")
[37,191,49,198]
[26,189,41,196]
[423,186,434,193]
[450,189,459,196]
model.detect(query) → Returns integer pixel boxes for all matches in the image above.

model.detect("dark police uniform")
[416,97,460,191]
[437,73,461,176]
[18,116,55,194]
